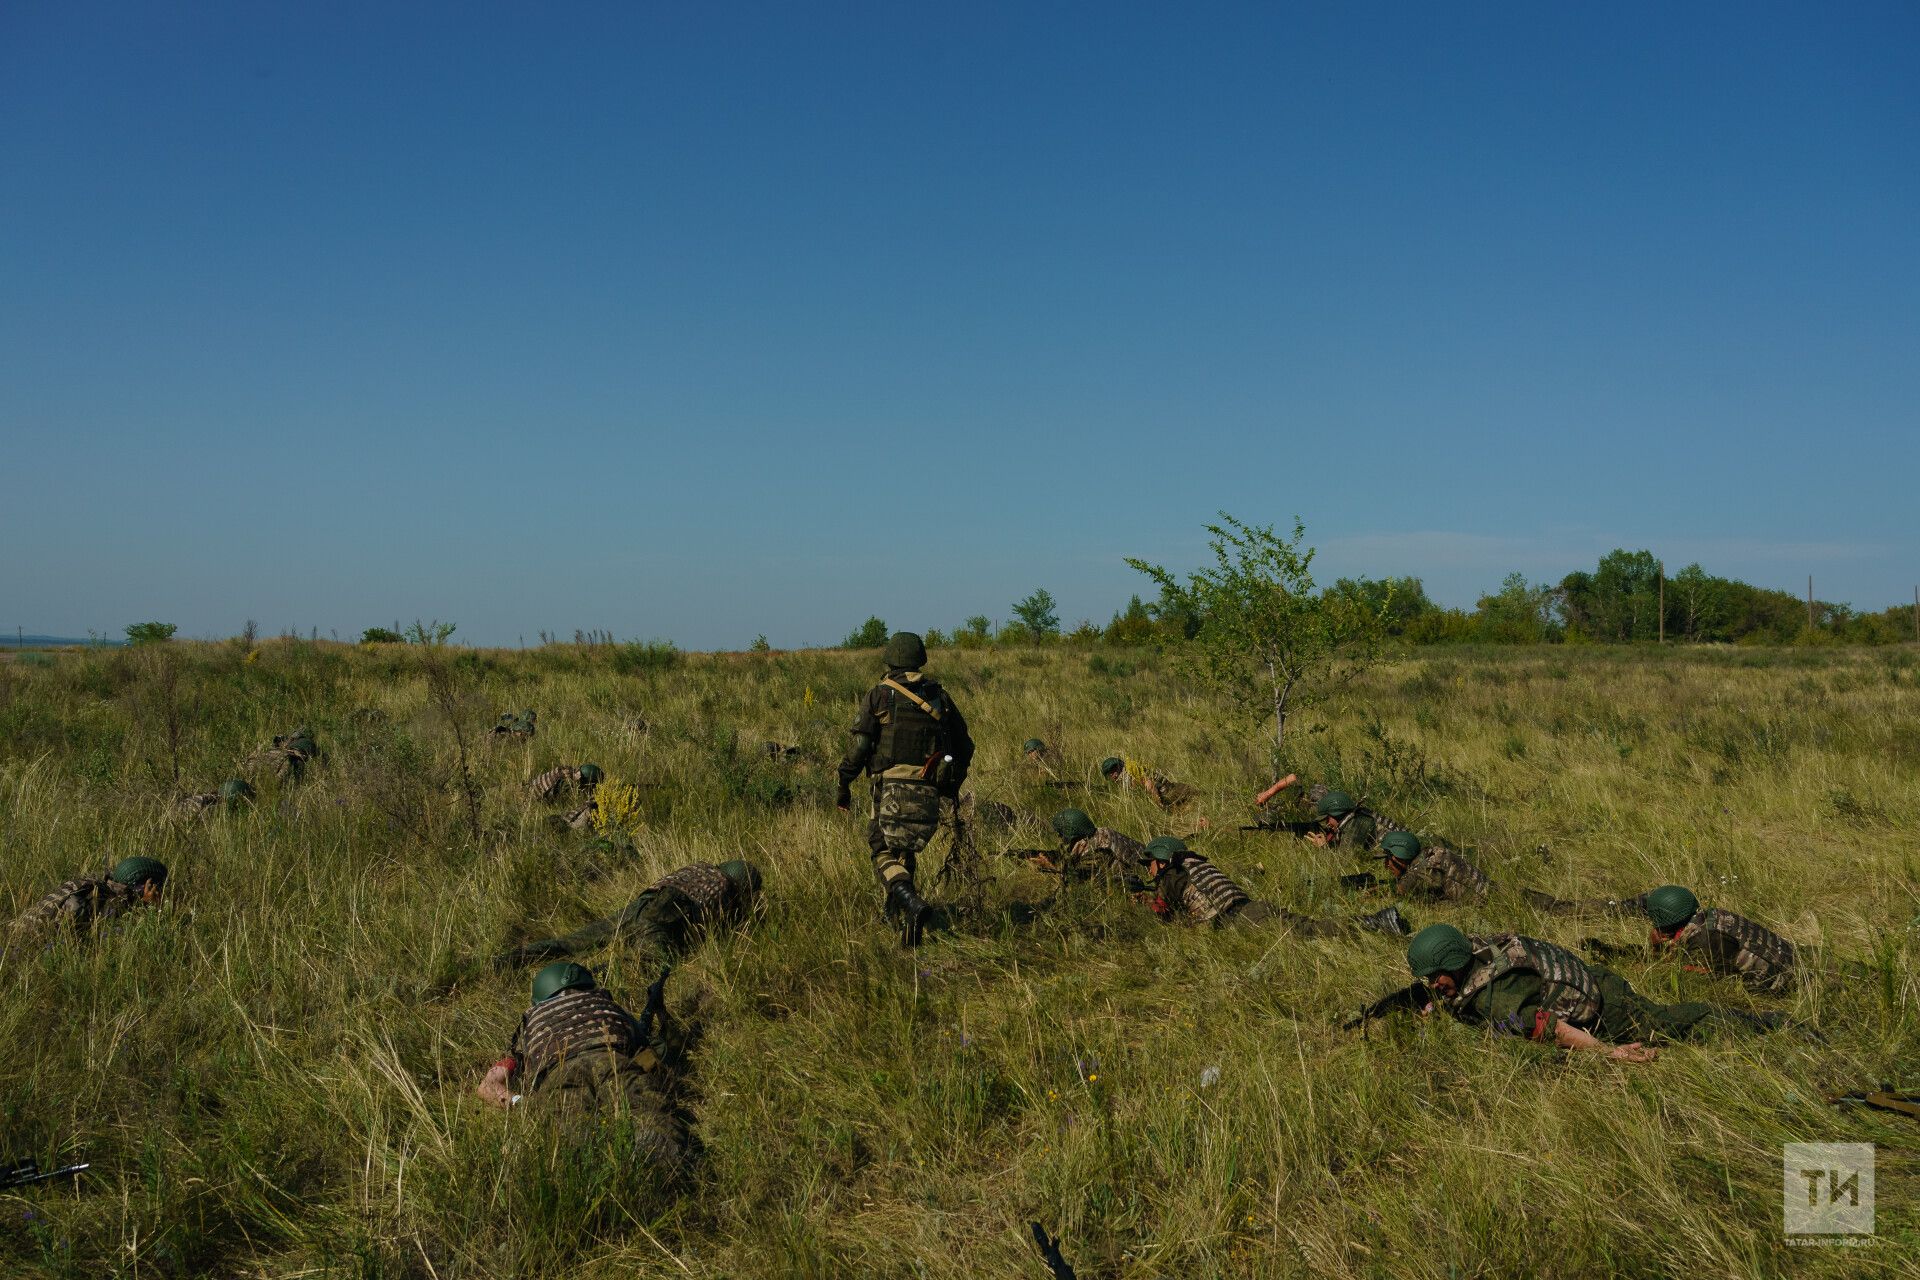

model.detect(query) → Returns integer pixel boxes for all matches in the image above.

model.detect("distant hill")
[0,634,122,648]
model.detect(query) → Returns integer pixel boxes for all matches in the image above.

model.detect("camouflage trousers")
[867,777,942,889]
[1590,966,1778,1044]
[527,1050,690,1174]
[1227,901,1346,939]
[502,887,700,966]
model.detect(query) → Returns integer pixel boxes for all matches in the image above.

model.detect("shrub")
[844,617,889,648]
[360,627,404,644]
[124,621,177,645]
[612,640,681,673]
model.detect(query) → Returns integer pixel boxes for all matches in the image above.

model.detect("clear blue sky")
[4,3,1915,648]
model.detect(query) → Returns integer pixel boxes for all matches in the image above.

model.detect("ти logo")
[1783,1143,1874,1242]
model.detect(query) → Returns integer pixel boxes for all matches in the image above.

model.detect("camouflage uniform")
[1394,845,1493,902]
[837,670,974,891]
[491,710,537,739]
[265,727,319,780]
[501,987,687,1168]
[1441,933,1776,1043]
[1060,827,1146,880]
[1112,766,1198,812]
[1581,894,1798,992]
[174,792,221,819]
[529,765,587,803]
[501,863,759,965]
[10,876,146,938]
[1152,855,1349,938]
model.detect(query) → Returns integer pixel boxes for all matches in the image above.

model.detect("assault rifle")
[1,1160,89,1189]
[1579,937,1643,963]
[1828,1086,1920,1123]
[1240,818,1318,836]
[1339,872,1383,893]
[1340,981,1430,1032]
[1029,1222,1077,1279]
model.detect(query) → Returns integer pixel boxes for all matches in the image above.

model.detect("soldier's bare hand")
[476,1063,515,1109]
[1608,1042,1658,1064]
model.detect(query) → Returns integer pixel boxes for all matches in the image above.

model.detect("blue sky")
[3,3,1915,648]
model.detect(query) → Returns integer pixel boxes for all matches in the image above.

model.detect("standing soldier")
[475,963,689,1169]
[1138,837,1409,937]
[496,860,764,967]
[1403,924,1782,1063]
[11,857,169,938]
[836,632,974,947]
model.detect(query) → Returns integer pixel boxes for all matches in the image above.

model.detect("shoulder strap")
[881,677,941,720]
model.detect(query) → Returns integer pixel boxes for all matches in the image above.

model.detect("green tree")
[361,626,404,644]
[1104,595,1156,644]
[1475,572,1560,643]
[1010,588,1060,639]
[1127,513,1390,753]
[844,616,889,648]
[124,621,177,645]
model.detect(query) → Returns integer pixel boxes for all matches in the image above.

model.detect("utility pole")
[1658,561,1665,644]
[1912,585,1918,644]
[1807,576,1814,630]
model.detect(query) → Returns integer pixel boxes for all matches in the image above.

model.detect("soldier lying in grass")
[1403,924,1784,1064]
[1578,884,1798,993]
[10,857,168,939]
[495,860,762,967]
[1138,836,1409,938]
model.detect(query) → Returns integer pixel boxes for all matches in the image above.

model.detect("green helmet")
[109,856,168,889]
[219,778,255,806]
[577,763,605,787]
[883,632,927,670]
[1378,831,1421,863]
[1143,835,1189,863]
[532,962,595,1004]
[1051,808,1096,843]
[1645,884,1701,930]
[720,859,763,897]
[1022,738,1046,755]
[1099,756,1124,778]
[1315,789,1356,817]
[1407,924,1472,979]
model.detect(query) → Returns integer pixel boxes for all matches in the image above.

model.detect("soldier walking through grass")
[836,632,974,946]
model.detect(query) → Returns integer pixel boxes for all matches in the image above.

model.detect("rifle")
[1339,873,1382,893]
[1828,1087,1920,1122]
[1029,1222,1077,1280]
[1240,819,1318,836]
[1340,981,1430,1032]
[1579,937,1642,963]
[1,1160,89,1189]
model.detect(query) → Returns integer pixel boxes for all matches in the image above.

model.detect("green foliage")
[404,619,457,646]
[359,627,404,644]
[749,634,772,654]
[1010,587,1061,639]
[610,639,681,673]
[124,621,177,645]
[1128,513,1391,751]
[953,615,994,650]
[844,616,889,649]
[1104,594,1156,644]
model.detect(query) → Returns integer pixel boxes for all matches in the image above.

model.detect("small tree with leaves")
[844,616,889,648]
[1127,513,1390,754]
[1010,588,1060,639]
[125,621,177,646]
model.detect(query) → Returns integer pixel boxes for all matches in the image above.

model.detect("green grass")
[1,640,1916,1277]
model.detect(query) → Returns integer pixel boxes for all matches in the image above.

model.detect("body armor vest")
[873,676,947,775]
[651,863,735,916]
[1176,857,1252,924]
[1402,847,1492,901]
[1681,909,1796,991]
[511,988,646,1091]
[1450,934,1603,1028]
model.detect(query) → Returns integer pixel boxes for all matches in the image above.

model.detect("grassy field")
[1,639,1916,1278]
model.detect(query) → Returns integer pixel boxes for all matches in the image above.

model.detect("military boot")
[1355,905,1412,937]
[884,880,931,948]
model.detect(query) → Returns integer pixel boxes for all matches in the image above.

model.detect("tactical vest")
[1403,848,1492,901]
[511,988,648,1091]
[1080,828,1144,877]
[1681,909,1796,991]
[11,876,136,934]
[873,674,947,778]
[651,863,735,916]
[1450,934,1603,1028]
[1176,857,1252,924]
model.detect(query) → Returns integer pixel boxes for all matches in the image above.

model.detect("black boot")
[1355,905,1411,937]
[884,880,931,948]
